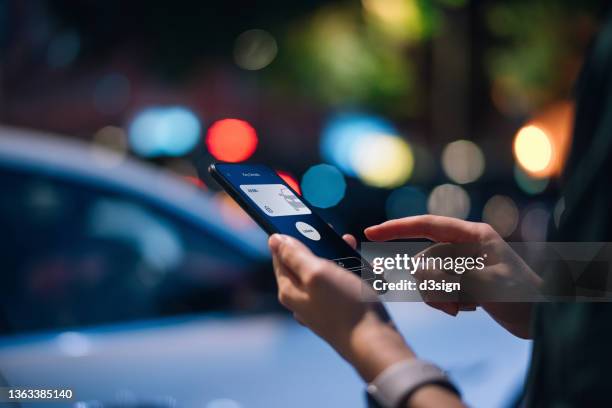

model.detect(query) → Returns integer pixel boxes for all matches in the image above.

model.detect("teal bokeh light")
[129,106,201,157]
[301,164,346,208]
[385,186,427,220]
[320,112,397,176]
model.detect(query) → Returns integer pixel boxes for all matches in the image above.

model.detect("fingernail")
[269,234,282,251]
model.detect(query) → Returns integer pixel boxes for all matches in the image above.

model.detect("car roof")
[0,126,269,259]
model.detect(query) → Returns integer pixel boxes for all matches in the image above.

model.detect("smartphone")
[209,163,368,275]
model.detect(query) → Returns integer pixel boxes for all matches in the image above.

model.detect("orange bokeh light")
[206,119,258,162]
[276,170,301,195]
[513,101,574,178]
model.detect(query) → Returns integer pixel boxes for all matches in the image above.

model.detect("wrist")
[345,310,415,382]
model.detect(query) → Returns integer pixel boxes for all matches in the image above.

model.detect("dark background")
[0,0,606,239]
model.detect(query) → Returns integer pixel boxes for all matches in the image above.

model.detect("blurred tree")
[282,4,419,117]
[484,0,600,117]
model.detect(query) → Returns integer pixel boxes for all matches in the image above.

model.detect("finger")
[342,234,358,250]
[272,253,300,289]
[271,246,301,287]
[365,215,480,243]
[270,234,320,281]
[272,255,306,309]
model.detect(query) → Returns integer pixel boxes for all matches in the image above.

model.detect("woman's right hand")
[364,215,542,339]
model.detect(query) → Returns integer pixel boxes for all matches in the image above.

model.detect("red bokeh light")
[276,170,301,195]
[206,118,258,162]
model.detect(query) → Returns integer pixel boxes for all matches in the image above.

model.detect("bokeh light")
[514,101,574,178]
[321,112,396,175]
[427,184,470,219]
[321,112,413,187]
[276,170,301,195]
[129,106,201,157]
[362,0,430,44]
[289,7,415,108]
[351,133,414,188]
[47,30,80,68]
[93,73,131,115]
[90,126,128,168]
[441,139,485,184]
[385,186,427,220]
[206,119,258,163]
[513,125,552,176]
[482,195,519,237]
[301,164,346,208]
[514,165,549,195]
[521,205,550,241]
[234,29,278,70]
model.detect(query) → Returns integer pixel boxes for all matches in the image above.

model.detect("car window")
[0,167,267,335]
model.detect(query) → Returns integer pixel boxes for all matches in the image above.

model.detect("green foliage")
[485,0,599,115]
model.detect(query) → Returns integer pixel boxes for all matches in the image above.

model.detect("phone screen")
[210,163,364,272]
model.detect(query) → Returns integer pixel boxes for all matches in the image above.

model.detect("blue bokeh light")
[128,106,201,157]
[301,164,346,208]
[320,112,397,176]
[513,165,549,195]
[385,186,427,220]
[93,73,131,115]
[47,30,80,68]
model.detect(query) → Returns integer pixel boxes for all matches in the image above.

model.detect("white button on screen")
[295,221,321,241]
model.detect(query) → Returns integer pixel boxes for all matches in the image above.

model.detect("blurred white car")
[0,128,531,408]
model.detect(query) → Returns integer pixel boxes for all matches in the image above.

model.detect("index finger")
[364,215,481,243]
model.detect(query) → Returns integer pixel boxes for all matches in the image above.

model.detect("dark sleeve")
[525,11,612,407]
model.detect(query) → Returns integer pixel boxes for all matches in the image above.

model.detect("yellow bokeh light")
[513,125,553,175]
[362,0,424,43]
[351,134,414,188]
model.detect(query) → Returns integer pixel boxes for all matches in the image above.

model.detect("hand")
[365,215,542,338]
[268,233,414,382]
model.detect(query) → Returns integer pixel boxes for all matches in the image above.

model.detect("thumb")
[342,234,358,250]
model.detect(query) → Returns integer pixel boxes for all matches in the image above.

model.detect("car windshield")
[0,167,270,335]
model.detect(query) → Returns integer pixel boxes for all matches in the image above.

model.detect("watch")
[366,359,460,408]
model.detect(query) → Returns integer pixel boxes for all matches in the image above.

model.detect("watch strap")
[366,359,460,408]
